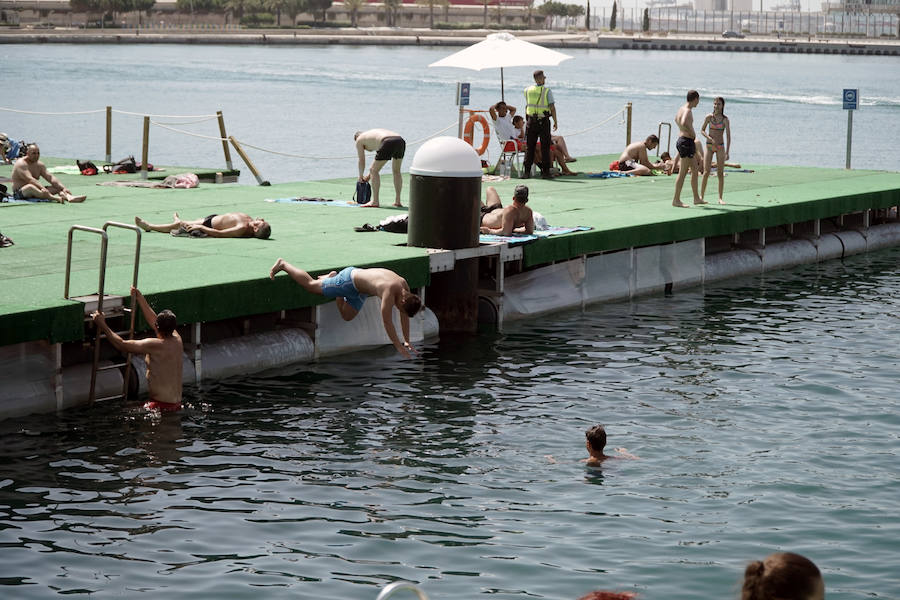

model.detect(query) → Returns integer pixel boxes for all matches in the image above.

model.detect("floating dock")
[2,154,899,418]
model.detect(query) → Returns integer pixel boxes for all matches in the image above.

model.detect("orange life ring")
[463,114,491,156]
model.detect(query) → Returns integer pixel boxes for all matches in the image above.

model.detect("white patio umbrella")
[428,32,573,101]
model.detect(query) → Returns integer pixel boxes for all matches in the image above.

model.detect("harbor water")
[1,43,899,599]
[1,43,898,182]
[1,246,899,599]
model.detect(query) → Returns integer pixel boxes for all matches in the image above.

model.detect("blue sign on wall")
[843,88,858,110]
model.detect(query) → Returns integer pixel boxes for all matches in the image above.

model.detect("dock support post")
[192,322,202,386]
[53,342,63,411]
[105,106,112,163]
[626,102,632,146]
[229,136,270,186]
[814,219,821,238]
[141,116,150,180]
[217,111,233,171]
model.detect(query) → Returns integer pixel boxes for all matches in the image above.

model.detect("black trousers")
[524,115,551,175]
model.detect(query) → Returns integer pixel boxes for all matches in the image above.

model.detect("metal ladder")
[657,121,672,159]
[64,221,142,402]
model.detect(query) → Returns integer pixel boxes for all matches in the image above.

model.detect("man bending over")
[269,260,422,358]
[617,135,663,176]
[135,212,271,239]
[92,287,183,412]
[354,128,406,208]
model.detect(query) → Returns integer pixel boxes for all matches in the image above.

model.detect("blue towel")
[265,197,359,207]
[480,226,591,246]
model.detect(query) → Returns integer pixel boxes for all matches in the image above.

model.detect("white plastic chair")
[496,139,523,177]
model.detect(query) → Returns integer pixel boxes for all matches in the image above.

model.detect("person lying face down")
[135,212,271,239]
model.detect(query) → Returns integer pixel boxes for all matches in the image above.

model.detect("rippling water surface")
[2,44,899,182]
[2,247,898,599]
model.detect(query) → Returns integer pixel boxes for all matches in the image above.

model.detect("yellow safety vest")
[525,84,550,116]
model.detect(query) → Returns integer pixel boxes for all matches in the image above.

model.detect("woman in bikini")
[700,96,731,204]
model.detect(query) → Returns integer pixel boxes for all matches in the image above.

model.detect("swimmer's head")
[513,185,529,204]
[742,552,823,600]
[155,310,177,337]
[400,292,422,318]
[585,424,607,454]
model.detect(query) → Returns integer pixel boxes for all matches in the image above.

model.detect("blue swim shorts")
[320,266,367,312]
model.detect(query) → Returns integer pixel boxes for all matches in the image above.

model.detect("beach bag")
[77,160,98,176]
[378,214,408,233]
[104,156,137,174]
[353,180,371,205]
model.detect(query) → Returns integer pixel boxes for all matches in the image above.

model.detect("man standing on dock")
[523,70,558,179]
[11,144,86,203]
[354,129,406,208]
[92,287,184,412]
[269,260,422,358]
[672,90,704,208]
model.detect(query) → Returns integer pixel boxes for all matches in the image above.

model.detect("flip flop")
[0,233,14,247]
[354,223,377,232]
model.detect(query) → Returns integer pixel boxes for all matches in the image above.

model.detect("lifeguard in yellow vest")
[523,70,558,179]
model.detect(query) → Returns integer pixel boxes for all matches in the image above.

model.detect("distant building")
[693,0,753,10]
[821,0,900,14]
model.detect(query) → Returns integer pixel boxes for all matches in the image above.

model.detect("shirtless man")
[269,260,423,358]
[135,212,271,239]
[354,128,405,208]
[672,90,704,208]
[479,185,534,236]
[11,144,86,203]
[617,135,663,177]
[92,287,184,411]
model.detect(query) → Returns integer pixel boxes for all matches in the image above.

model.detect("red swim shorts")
[143,400,182,412]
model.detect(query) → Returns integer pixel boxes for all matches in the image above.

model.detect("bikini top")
[709,116,726,130]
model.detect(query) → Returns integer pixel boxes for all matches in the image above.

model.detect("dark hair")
[585,424,607,453]
[495,101,507,109]
[401,293,422,317]
[513,115,524,125]
[715,96,727,118]
[660,151,671,160]
[687,90,700,102]
[742,552,822,600]
[513,185,529,203]
[646,134,659,145]
[156,310,177,336]
[578,593,637,600]
[255,221,272,240]
[533,69,545,79]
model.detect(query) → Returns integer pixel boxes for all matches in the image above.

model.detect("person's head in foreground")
[742,552,824,600]
[155,310,177,338]
[585,424,607,457]
[578,591,638,600]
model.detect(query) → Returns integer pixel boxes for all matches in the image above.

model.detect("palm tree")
[417,0,445,28]
[344,0,364,26]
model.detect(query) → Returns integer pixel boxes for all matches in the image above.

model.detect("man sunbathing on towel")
[135,212,271,239]
[269,260,423,358]
[479,185,534,236]
[11,144,86,203]
[617,135,664,176]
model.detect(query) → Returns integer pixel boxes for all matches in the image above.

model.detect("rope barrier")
[112,109,220,119]
[563,108,627,137]
[0,106,105,116]
[152,116,220,126]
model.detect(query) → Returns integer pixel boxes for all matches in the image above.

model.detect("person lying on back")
[135,212,271,239]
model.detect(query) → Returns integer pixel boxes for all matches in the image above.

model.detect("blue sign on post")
[843,88,858,110]
[457,82,470,107]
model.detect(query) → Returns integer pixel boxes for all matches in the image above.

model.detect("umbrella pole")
[501,67,505,101]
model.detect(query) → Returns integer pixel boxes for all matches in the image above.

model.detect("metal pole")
[626,102,632,146]
[229,136,270,185]
[217,111,233,170]
[845,109,853,169]
[105,106,112,162]
[141,116,150,180]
